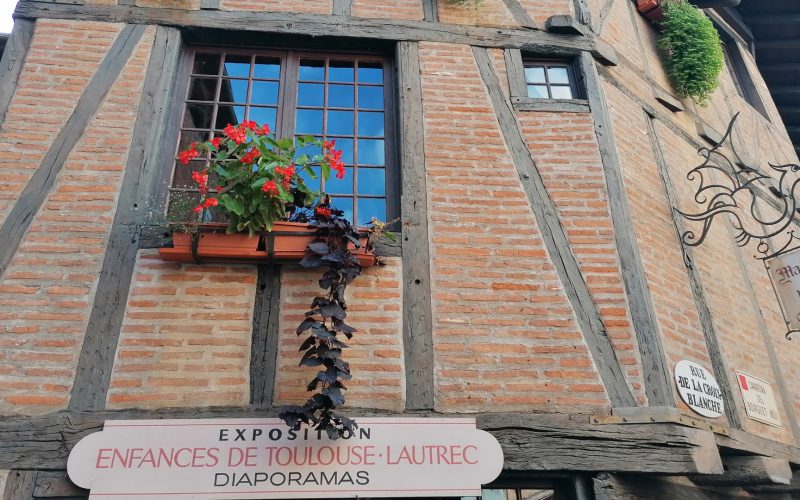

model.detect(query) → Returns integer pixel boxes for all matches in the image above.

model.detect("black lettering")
[356,471,370,485]
[252,429,262,441]
[359,428,371,440]
[254,473,268,485]
[269,429,282,441]
[288,472,302,486]
[303,472,319,486]
[234,429,247,441]
[214,473,230,487]
[287,429,297,441]
[219,429,228,441]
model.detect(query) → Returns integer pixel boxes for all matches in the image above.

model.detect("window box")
[636,0,664,23]
[158,222,376,267]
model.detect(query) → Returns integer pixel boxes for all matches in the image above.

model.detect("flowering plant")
[176,120,345,235]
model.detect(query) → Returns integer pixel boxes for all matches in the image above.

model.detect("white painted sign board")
[674,360,724,418]
[765,250,800,332]
[737,371,783,428]
[67,418,504,499]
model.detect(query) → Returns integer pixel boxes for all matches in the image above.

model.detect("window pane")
[188,78,218,102]
[358,61,384,83]
[520,489,555,500]
[328,110,354,135]
[527,85,549,98]
[193,53,220,75]
[329,60,355,82]
[223,54,250,78]
[298,83,324,107]
[251,81,279,105]
[248,107,276,130]
[219,79,249,103]
[183,103,214,129]
[357,198,386,225]
[299,165,321,191]
[331,197,353,222]
[299,60,325,81]
[550,85,573,99]
[358,111,384,137]
[334,138,354,164]
[172,160,207,189]
[296,109,323,134]
[358,139,385,165]
[358,86,383,109]
[253,56,280,79]
[547,66,570,84]
[167,191,201,219]
[325,167,353,194]
[524,66,546,83]
[216,105,246,128]
[329,84,355,108]
[177,130,211,153]
[482,489,518,500]
[357,167,385,195]
[295,139,322,162]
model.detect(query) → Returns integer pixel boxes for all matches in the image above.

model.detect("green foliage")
[444,0,483,7]
[658,0,724,105]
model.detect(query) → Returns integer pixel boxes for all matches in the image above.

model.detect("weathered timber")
[199,0,220,9]
[653,87,685,112]
[691,456,792,486]
[0,409,728,474]
[479,414,722,474]
[580,52,673,407]
[397,41,434,410]
[33,472,86,498]
[2,471,36,500]
[503,48,527,98]
[69,26,179,412]
[250,265,282,408]
[594,473,738,500]
[645,113,743,429]
[572,0,591,26]
[512,96,590,112]
[474,46,636,407]
[332,0,352,16]
[422,0,438,22]
[716,428,800,465]
[502,0,539,29]
[0,19,34,128]
[695,120,723,145]
[593,0,616,34]
[0,23,145,281]
[747,476,800,494]
[545,15,588,35]
[14,1,618,65]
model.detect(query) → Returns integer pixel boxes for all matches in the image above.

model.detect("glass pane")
[167,190,201,220]
[334,138,354,164]
[223,54,250,78]
[193,53,220,75]
[219,79,249,103]
[248,107,276,130]
[331,197,353,222]
[215,105,246,128]
[329,84,355,108]
[172,160,207,189]
[251,81,279,105]
[253,56,280,79]
[183,103,213,129]
[527,85,549,98]
[329,60,355,82]
[296,109,323,135]
[358,86,383,110]
[358,61,383,83]
[358,111,384,137]
[357,198,386,225]
[177,130,210,153]
[357,139,384,165]
[295,139,322,162]
[188,78,218,101]
[547,66,570,84]
[357,167,385,195]
[520,489,555,500]
[298,83,324,107]
[482,489,517,500]
[325,167,353,194]
[299,166,321,191]
[299,60,325,81]
[550,85,573,99]
[524,66,546,84]
[328,110,354,135]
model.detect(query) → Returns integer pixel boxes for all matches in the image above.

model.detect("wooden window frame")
[521,59,582,100]
[713,20,770,120]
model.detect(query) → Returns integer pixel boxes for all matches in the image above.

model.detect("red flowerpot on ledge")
[636,0,664,22]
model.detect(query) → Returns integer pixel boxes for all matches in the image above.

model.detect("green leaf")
[251,177,268,189]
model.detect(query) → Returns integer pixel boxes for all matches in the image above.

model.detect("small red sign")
[739,374,748,391]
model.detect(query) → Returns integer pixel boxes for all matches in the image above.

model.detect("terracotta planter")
[636,0,664,22]
[266,221,317,260]
[158,232,194,262]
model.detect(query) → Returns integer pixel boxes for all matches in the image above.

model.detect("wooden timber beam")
[13,0,619,66]
[0,409,723,475]
[0,18,34,128]
[690,456,792,487]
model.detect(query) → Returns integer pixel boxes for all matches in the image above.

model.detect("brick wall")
[437,0,519,28]
[516,0,572,26]
[274,259,405,411]
[219,0,332,14]
[351,0,424,20]
[0,24,154,414]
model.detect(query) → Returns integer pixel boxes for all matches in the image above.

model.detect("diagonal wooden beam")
[0,19,34,128]
[473,46,636,407]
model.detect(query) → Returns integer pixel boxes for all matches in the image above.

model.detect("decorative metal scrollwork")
[676,113,800,261]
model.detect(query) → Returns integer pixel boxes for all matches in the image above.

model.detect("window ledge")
[511,97,590,113]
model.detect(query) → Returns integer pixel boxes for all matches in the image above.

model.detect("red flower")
[258,124,271,135]
[262,180,279,195]
[178,146,199,165]
[210,137,222,148]
[193,205,203,213]
[242,120,258,131]
[202,197,218,208]
[241,149,261,165]
[315,206,332,218]
[223,123,247,144]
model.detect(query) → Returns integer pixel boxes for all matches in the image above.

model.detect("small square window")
[522,60,580,100]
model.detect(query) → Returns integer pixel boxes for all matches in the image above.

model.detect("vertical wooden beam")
[504,48,527,98]
[580,52,673,406]
[474,46,635,407]
[250,265,282,408]
[0,19,34,128]
[69,26,182,411]
[397,41,434,410]
[645,113,743,429]
[573,0,592,26]
[2,471,36,500]
[501,0,539,29]
[332,0,352,16]
[422,0,438,22]
[0,24,146,281]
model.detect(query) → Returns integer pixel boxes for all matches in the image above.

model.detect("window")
[714,24,769,119]
[170,48,395,226]
[523,61,580,100]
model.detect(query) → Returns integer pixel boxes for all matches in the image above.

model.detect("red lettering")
[463,445,478,464]
[96,449,112,469]
[174,448,193,467]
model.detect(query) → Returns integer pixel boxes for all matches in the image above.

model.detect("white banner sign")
[67,418,504,499]
[674,360,724,418]
[737,371,783,428]
[765,251,800,332]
